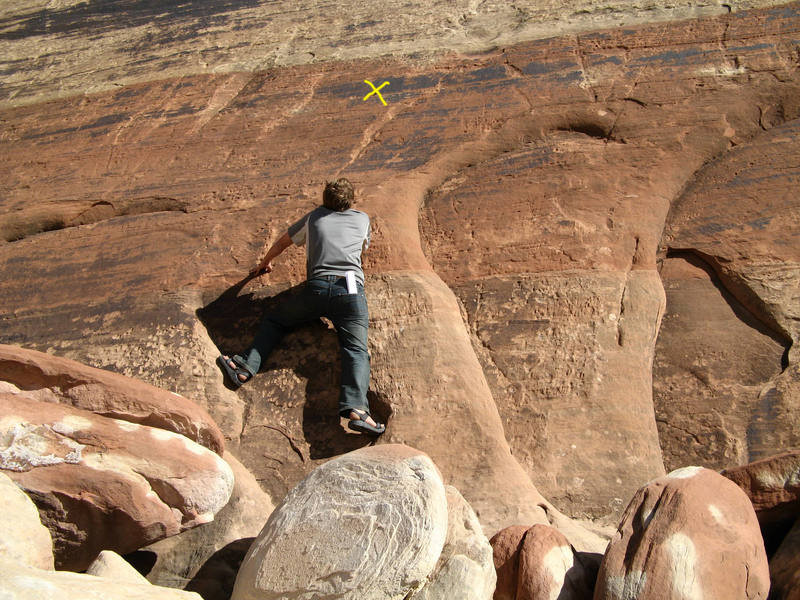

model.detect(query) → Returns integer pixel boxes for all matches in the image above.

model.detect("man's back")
[289,206,371,284]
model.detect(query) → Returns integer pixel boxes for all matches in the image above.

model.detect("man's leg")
[235,284,322,378]
[329,287,371,418]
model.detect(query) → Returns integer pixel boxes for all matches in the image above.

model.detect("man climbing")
[217,178,385,436]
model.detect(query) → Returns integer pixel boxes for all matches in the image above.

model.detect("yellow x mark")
[363,80,389,106]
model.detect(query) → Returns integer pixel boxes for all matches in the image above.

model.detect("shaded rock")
[594,467,769,600]
[0,393,234,571]
[144,452,274,600]
[769,518,800,600]
[231,444,448,600]
[0,558,203,599]
[0,470,53,570]
[86,550,151,585]
[659,115,800,467]
[0,344,225,455]
[654,255,788,471]
[491,525,530,600]
[414,485,496,600]
[517,525,597,600]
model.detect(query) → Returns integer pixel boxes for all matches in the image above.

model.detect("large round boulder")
[594,467,770,600]
[231,444,448,600]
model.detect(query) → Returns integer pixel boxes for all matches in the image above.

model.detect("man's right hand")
[252,260,272,275]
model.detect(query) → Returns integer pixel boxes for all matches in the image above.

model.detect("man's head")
[322,178,355,211]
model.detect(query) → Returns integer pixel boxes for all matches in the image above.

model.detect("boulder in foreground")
[231,444,448,600]
[0,558,203,600]
[0,393,234,571]
[0,471,54,570]
[594,466,769,600]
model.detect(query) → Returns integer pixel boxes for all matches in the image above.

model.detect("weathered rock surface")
[769,518,800,600]
[0,393,234,571]
[0,344,225,454]
[0,0,788,110]
[657,112,800,469]
[86,550,151,585]
[1,1,799,534]
[414,485,496,600]
[144,452,274,600]
[231,444,448,600]
[654,256,787,471]
[0,558,203,600]
[0,470,54,570]
[722,451,800,522]
[594,466,770,600]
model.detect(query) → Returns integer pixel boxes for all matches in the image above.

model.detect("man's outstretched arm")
[253,231,293,274]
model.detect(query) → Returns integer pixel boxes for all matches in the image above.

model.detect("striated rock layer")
[1,2,799,531]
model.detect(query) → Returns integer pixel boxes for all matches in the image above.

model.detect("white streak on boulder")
[604,571,647,600]
[665,533,702,600]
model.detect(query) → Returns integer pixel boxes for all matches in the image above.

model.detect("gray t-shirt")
[288,206,371,284]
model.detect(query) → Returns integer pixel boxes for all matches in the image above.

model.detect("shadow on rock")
[183,537,255,600]
[196,276,383,462]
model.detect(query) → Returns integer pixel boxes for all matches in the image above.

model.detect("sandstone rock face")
[0,344,225,454]
[657,112,800,470]
[654,256,787,471]
[231,445,448,600]
[594,467,770,600]
[0,0,785,109]
[1,0,800,537]
[144,452,274,600]
[0,471,53,570]
[414,485,496,600]
[0,393,234,571]
[86,550,151,585]
[0,559,203,600]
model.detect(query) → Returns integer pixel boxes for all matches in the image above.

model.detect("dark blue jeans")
[234,275,370,418]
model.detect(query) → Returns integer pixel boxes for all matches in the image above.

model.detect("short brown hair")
[322,178,354,211]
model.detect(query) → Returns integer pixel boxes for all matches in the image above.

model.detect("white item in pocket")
[345,271,357,294]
